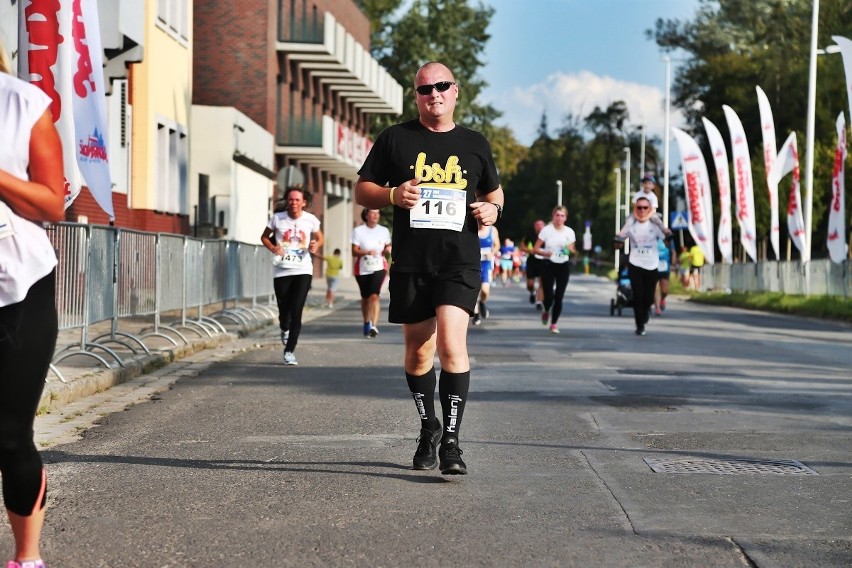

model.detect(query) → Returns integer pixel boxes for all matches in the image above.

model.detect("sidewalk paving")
[37,276,362,438]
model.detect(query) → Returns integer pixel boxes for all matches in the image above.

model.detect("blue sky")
[479,0,702,146]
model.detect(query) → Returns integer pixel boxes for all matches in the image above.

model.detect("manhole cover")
[643,456,818,475]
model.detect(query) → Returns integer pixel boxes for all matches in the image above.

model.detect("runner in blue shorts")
[472,221,499,326]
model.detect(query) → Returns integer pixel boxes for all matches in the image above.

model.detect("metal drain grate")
[643,457,818,475]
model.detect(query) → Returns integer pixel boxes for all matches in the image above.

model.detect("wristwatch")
[492,202,503,219]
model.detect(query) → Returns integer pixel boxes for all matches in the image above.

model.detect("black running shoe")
[480,301,489,319]
[412,421,442,470]
[529,292,535,304]
[472,313,482,326]
[438,437,467,475]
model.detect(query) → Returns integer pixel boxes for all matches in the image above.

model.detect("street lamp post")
[623,146,631,218]
[662,55,671,228]
[638,123,646,182]
[614,167,621,272]
[803,0,820,264]
[556,180,563,206]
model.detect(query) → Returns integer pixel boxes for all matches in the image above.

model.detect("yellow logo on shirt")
[412,153,467,189]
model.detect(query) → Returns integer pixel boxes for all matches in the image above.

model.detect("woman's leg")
[540,262,556,313]
[550,263,571,324]
[283,275,313,352]
[629,264,657,330]
[273,276,293,334]
[0,272,57,563]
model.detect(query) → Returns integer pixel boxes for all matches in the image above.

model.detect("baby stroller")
[610,265,633,316]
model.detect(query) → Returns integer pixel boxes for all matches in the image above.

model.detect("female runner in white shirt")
[1,41,65,568]
[533,205,577,334]
[617,196,667,336]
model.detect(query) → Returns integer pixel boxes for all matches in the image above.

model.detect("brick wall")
[66,189,190,234]
[192,0,277,132]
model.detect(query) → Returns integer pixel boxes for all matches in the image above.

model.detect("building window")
[156,120,188,215]
[157,0,188,41]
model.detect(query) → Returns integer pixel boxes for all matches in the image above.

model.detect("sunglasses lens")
[416,81,453,95]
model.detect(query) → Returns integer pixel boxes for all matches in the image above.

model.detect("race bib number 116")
[409,186,467,232]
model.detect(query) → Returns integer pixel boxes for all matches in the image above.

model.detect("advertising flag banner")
[769,132,808,261]
[828,113,847,263]
[833,36,852,126]
[722,105,758,262]
[756,86,780,259]
[18,0,83,209]
[702,117,734,264]
[18,0,114,219]
[71,0,113,219]
[671,127,715,264]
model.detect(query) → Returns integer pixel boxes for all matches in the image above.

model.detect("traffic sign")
[670,211,689,230]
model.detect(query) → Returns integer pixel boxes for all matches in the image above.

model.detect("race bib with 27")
[409,186,467,232]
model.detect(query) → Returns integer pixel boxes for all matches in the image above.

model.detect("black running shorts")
[355,270,387,298]
[388,267,480,324]
[526,255,542,279]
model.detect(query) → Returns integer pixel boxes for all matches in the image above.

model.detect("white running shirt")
[623,219,666,270]
[351,223,391,276]
[267,210,321,277]
[537,223,576,265]
[0,73,58,307]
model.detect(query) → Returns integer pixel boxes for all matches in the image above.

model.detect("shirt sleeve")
[476,135,501,192]
[357,130,390,184]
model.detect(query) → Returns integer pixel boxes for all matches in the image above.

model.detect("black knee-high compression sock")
[406,368,438,430]
[439,370,470,439]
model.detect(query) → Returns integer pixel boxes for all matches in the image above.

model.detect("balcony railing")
[278,0,323,43]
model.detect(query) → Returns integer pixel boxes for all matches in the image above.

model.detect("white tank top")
[0,72,58,307]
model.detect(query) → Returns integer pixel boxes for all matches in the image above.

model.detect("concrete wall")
[190,105,274,243]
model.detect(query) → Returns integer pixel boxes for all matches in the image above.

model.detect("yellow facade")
[130,2,192,212]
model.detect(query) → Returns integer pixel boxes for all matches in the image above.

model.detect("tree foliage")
[356,0,500,136]
[497,104,654,255]
[355,0,850,262]
[648,0,851,259]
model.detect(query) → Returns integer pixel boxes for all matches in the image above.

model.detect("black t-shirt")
[523,230,539,251]
[358,119,500,272]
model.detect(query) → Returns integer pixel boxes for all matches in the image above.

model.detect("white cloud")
[484,71,685,147]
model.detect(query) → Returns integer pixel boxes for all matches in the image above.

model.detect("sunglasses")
[635,205,650,211]
[415,81,456,95]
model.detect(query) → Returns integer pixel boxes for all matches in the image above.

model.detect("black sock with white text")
[439,370,470,440]
[406,368,438,431]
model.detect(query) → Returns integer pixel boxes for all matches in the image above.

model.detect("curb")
[39,323,264,415]
[38,278,361,415]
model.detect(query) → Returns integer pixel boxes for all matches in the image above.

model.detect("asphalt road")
[4,274,851,567]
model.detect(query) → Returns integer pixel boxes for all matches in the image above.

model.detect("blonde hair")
[0,41,10,74]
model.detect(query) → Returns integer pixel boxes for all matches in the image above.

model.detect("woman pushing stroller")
[615,196,670,336]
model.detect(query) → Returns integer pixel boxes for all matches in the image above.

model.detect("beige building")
[2,0,402,264]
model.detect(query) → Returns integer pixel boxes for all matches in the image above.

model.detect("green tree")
[497,102,656,261]
[648,0,851,258]
[355,0,500,136]
[488,125,527,181]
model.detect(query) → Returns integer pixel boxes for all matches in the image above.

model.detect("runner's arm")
[355,176,421,210]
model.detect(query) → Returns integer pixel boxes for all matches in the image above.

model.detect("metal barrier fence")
[45,222,276,380]
[703,259,852,298]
